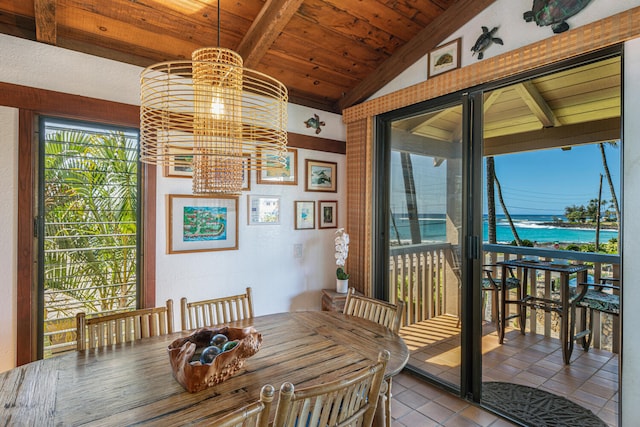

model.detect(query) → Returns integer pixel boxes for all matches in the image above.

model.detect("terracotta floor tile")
[396,409,441,427]
[417,401,455,423]
[397,318,619,426]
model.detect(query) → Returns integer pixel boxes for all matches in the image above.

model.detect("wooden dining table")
[0,310,409,425]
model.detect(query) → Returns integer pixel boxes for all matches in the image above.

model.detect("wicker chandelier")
[139,5,288,194]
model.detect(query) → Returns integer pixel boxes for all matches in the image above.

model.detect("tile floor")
[397,316,619,426]
[390,371,518,426]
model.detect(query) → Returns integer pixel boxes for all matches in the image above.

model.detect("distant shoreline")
[541,221,618,230]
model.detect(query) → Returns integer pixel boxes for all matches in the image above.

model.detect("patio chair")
[212,384,274,427]
[76,299,174,351]
[482,264,521,336]
[272,350,389,427]
[570,278,619,356]
[180,287,254,330]
[343,288,403,427]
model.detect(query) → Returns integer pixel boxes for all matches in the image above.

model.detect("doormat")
[482,382,607,427]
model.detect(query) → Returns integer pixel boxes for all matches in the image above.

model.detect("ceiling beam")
[391,128,461,159]
[513,81,560,128]
[236,0,304,68]
[34,0,56,45]
[484,117,620,156]
[337,0,496,111]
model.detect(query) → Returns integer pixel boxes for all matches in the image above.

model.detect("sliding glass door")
[375,93,479,394]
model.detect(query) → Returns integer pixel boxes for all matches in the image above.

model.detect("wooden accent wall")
[345,118,372,296]
[342,6,640,295]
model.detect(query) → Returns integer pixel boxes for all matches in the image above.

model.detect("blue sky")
[490,143,621,215]
[389,142,621,216]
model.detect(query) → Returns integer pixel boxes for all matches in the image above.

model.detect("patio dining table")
[499,259,589,364]
[0,310,409,425]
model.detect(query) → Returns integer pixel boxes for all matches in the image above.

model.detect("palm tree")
[598,141,620,251]
[486,157,497,244]
[486,157,522,246]
[43,130,138,320]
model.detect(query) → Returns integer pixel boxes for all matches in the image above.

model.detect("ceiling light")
[139,4,287,194]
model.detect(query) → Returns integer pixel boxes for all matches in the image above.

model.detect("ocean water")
[389,214,618,244]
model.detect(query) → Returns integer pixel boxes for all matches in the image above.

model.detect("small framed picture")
[305,159,337,192]
[166,194,238,254]
[428,38,461,78]
[248,195,281,225]
[163,148,193,178]
[318,201,338,229]
[257,148,297,185]
[294,201,315,230]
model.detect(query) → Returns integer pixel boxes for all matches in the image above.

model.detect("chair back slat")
[180,287,254,330]
[212,384,274,427]
[343,288,404,333]
[273,350,389,427]
[76,299,174,351]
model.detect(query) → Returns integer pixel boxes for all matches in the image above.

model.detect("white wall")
[0,107,18,373]
[0,34,346,371]
[622,36,640,427]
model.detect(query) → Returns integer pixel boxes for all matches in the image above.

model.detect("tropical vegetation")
[43,127,138,354]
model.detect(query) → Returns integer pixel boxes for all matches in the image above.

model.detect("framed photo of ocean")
[427,38,461,78]
[166,194,238,254]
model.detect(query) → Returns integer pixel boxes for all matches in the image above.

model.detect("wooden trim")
[287,132,345,154]
[0,82,140,127]
[142,163,157,309]
[16,110,35,366]
[7,82,154,364]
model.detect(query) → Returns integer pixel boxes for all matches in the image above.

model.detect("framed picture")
[163,148,193,178]
[294,201,315,230]
[428,38,461,78]
[257,148,297,185]
[318,200,338,229]
[166,194,238,254]
[248,195,281,225]
[305,159,337,192]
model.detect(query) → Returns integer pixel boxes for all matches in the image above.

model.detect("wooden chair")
[180,287,254,330]
[76,299,174,351]
[212,384,274,427]
[342,288,403,427]
[570,278,620,357]
[343,287,404,333]
[272,350,390,427]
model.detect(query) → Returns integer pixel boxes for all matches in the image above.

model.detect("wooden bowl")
[167,326,262,393]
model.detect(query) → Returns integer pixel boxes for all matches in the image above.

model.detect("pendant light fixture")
[139,1,288,194]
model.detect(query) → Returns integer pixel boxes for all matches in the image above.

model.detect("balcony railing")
[389,242,620,353]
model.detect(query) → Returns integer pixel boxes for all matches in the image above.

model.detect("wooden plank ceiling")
[0,0,496,113]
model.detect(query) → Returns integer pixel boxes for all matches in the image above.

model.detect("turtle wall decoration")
[471,26,503,60]
[304,114,325,134]
[523,0,592,34]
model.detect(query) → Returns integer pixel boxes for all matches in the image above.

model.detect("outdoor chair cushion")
[482,276,520,291]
